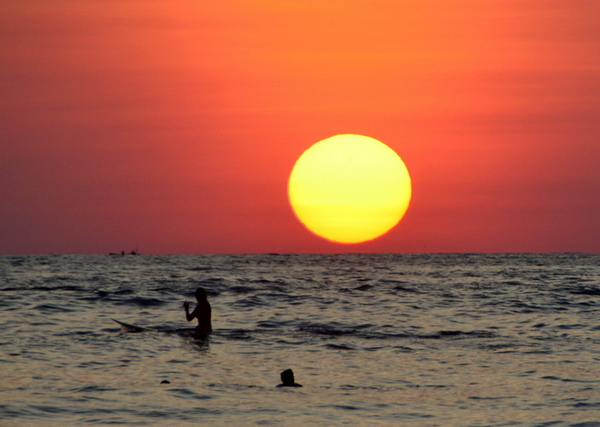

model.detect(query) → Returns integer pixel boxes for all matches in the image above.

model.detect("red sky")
[1,0,599,254]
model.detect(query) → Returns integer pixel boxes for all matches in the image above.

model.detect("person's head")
[280,369,295,385]
[195,287,208,302]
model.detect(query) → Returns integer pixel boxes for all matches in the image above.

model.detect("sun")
[288,134,412,244]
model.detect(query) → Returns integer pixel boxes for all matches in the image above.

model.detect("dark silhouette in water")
[184,288,212,335]
[108,250,138,256]
[277,369,302,387]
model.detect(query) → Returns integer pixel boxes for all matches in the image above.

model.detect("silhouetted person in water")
[277,369,302,387]
[183,288,212,335]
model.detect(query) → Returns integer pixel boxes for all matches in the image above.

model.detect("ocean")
[1,253,600,426]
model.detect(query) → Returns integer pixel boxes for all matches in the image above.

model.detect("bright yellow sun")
[288,134,412,244]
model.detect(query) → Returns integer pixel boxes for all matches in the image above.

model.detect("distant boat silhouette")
[108,250,139,256]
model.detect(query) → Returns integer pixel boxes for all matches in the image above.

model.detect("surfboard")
[111,319,206,338]
[112,318,146,333]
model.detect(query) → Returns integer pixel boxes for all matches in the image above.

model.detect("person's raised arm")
[183,301,195,322]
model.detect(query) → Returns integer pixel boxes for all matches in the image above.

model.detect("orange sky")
[1,0,599,254]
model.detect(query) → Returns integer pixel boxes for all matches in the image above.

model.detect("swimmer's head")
[195,287,208,302]
[280,369,295,385]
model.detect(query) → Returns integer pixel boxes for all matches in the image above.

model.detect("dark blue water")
[1,254,600,426]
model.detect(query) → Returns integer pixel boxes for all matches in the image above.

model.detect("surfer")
[277,369,302,387]
[183,287,212,335]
